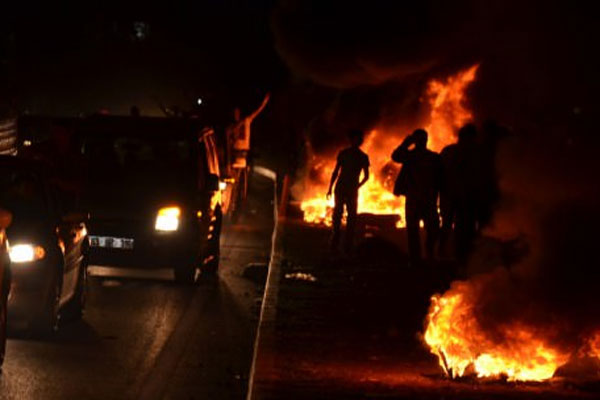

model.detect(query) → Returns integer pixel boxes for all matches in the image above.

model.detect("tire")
[63,264,87,321]
[173,257,196,284]
[33,275,61,336]
[0,294,7,367]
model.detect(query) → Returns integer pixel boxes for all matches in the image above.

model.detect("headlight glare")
[155,206,181,232]
[9,244,46,263]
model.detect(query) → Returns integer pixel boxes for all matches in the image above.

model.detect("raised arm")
[247,93,271,121]
[327,161,341,199]
[391,135,414,163]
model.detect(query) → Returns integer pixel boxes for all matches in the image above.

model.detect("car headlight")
[155,206,181,232]
[9,244,46,263]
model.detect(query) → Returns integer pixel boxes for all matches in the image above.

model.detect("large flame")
[299,64,479,226]
[424,279,571,382]
[423,274,600,382]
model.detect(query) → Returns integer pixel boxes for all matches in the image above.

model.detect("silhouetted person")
[439,124,478,260]
[327,129,370,253]
[392,129,441,264]
[475,120,505,230]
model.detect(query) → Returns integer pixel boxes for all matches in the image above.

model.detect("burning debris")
[423,269,600,382]
[298,65,479,227]
[284,272,317,282]
[424,270,571,382]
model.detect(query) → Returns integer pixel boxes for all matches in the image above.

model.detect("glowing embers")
[423,277,572,382]
[299,64,479,226]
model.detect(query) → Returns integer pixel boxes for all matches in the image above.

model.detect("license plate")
[89,236,134,250]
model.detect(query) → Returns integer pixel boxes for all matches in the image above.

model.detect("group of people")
[327,124,501,264]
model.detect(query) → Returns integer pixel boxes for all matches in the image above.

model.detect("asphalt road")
[0,173,274,400]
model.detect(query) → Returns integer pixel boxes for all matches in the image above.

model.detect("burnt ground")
[249,218,600,400]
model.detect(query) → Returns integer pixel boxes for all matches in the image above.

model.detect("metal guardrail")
[0,119,17,156]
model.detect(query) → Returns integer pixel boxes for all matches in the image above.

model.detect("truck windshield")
[81,134,197,183]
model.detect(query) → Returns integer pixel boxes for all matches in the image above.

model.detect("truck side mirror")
[0,209,12,229]
[207,173,220,192]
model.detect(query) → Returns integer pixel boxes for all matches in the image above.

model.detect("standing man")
[439,124,478,260]
[327,129,370,253]
[392,129,441,264]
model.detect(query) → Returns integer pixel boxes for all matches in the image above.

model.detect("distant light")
[133,22,149,41]
[219,181,227,191]
[197,98,203,106]
[23,140,32,147]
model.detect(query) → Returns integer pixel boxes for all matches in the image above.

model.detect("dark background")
[0,0,283,119]
[1,1,599,172]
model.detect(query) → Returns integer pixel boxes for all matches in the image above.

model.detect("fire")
[424,282,571,382]
[424,275,600,382]
[300,131,406,226]
[299,64,479,226]
[584,331,600,359]
[425,64,479,151]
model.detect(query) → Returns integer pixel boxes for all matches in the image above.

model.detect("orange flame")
[299,64,479,226]
[584,331,600,360]
[423,281,572,382]
[423,273,600,382]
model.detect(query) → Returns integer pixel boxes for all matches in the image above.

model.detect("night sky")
[1,0,598,149]
[1,0,284,118]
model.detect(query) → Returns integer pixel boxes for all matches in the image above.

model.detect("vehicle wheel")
[173,257,196,284]
[0,294,7,367]
[63,264,87,321]
[33,276,61,336]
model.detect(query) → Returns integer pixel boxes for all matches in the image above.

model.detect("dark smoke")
[271,0,485,150]
[462,130,600,363]
[271,0,484,89]
[271,0,600,148]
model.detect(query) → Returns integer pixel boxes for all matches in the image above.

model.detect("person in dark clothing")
[475,120,505,230]
[327,129,370,253]
[439,123,479,260]
[392,129,441,263]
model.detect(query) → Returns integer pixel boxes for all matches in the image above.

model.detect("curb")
[246,167,283,400]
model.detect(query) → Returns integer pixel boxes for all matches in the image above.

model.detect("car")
[0,208,12,365]
[0,156,89,334]
[75,116,223,283]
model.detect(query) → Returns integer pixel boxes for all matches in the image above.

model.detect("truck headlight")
[9,244,46,263]
[155,206,181,232]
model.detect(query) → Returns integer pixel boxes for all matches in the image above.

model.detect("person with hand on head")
[392,128,442,265]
